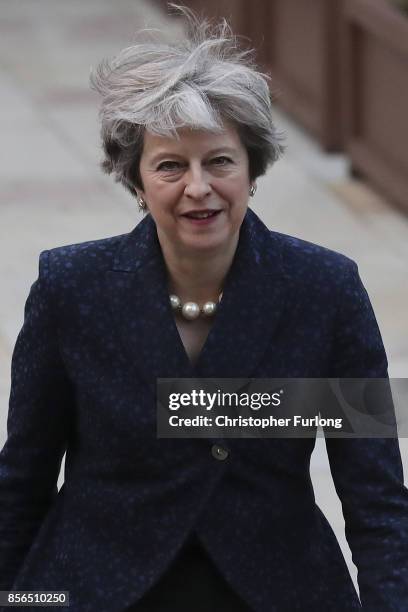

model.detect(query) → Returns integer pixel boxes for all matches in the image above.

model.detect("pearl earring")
[249,184,257,197]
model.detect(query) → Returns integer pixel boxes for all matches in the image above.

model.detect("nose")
[184,164,211,200]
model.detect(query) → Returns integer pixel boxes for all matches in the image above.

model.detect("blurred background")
[0,0,407,593]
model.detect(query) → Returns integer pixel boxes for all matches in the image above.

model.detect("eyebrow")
[149,146,239,164]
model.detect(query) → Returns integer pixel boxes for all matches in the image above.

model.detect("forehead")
[141,122,245,159]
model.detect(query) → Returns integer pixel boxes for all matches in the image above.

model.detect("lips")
[182,210,221,219]
[180,209,223,226]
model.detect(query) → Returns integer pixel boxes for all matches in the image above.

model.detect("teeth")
[187,211,215,219]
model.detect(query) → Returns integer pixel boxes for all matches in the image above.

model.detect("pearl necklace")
[170,292,223,320]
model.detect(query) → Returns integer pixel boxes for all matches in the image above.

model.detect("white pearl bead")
[182,301,200,320]
[202,301,217,316]
[170,294,181,310]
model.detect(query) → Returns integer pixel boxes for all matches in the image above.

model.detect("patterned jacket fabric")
[0,207,407,611]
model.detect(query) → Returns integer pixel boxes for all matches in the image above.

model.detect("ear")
[136,187,146,200]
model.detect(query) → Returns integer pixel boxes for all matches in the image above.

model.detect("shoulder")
[245,208,357,283]
[33,232,131,301]
[272,230,354,270]
[270,230,357,285]
[266,230,382,339]
[262,230,365,313]
[40,232,128,279]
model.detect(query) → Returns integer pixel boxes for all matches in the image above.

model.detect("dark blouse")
[126,532,252,611]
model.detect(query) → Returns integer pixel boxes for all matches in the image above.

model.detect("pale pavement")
[1,0,407,594]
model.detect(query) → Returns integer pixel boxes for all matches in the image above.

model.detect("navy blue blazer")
[1,207,407,611]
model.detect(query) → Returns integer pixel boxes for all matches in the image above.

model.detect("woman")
[1,7,407,612]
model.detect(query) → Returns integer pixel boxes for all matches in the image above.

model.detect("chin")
[184,240,223,251]
[181,235,227,252]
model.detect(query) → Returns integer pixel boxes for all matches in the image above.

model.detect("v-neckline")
[173,315,215,370]
[107,207,287,385]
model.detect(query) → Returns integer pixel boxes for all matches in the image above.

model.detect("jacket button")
[211,444,229,460]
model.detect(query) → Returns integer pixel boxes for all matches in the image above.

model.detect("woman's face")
[138,121,252,256]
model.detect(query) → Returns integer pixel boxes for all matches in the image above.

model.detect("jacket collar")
[106,207,287,390]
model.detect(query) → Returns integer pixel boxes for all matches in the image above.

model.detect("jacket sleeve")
[326,260,408,611]
[0,250,74,589]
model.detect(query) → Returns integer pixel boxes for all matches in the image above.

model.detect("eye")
[157,160,182,171]
[210,156,233,166]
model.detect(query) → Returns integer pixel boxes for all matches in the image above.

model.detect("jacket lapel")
[106,208,287,392]
[195,207,287,377]
[106,215,193,394]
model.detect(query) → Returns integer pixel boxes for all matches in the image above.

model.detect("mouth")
[181,210,222,225]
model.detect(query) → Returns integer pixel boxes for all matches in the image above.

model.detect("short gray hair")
[90,5,284,196]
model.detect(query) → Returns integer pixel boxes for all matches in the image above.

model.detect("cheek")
[227,183,250,209]
[145,181,181,207]
[217,173,249,200]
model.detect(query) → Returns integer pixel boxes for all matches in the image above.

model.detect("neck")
[158,232,239,303]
